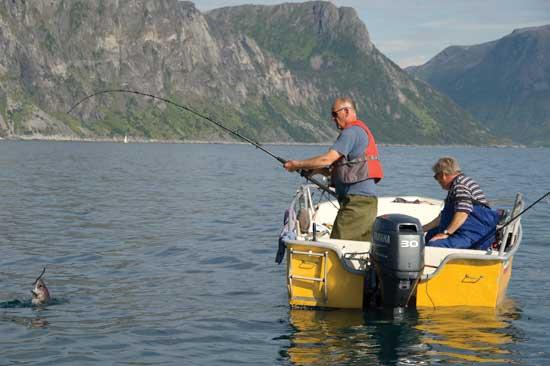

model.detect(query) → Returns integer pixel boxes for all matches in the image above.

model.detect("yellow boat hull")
[416,257,513,308]
[286,242,514,309]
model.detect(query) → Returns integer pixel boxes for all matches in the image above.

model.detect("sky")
[190,0,550,68]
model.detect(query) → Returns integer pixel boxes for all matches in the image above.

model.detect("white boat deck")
[310,196,442,229]
[291,237,498,275]
[292,194,501,275]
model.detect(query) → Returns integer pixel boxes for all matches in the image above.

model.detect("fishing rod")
[497,191,550,232]
[67,89,337,198]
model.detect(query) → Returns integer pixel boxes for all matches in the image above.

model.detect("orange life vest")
[331,120,384,184]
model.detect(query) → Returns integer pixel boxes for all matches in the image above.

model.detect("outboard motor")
[371,214,425,309]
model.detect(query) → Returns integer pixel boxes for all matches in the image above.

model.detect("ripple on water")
[1,143,549,365]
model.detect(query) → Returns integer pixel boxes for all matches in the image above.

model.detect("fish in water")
[31,267,51,305]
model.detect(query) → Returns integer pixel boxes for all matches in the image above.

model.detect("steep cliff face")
[407,25,550,146]
[206,2,495,144]
[0,0,495,144]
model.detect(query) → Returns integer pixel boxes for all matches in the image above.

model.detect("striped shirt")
[446,174,488,213]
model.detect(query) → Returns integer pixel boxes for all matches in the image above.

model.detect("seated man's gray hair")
[432,156,461,175]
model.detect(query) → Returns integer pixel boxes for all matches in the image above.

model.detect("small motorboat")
[277,184,523,310]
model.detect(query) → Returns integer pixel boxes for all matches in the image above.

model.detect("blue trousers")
[425,228,477,249]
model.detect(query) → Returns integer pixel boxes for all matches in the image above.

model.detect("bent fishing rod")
[67,89,337,198]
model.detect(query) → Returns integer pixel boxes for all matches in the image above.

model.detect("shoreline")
[0,134,530,148]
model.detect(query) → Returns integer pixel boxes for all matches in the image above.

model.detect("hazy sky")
[191,0,550,67]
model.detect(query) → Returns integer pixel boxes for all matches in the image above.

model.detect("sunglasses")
[331,107,349,118]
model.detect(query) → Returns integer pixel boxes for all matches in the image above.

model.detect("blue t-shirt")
[331,125,377,198]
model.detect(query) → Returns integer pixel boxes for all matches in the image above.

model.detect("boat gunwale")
[420,224,522,281]
[285,223,522,280]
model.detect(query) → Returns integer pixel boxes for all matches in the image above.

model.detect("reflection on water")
[284,299,521,365]
[418,299,522,364]
[0,311,49,329]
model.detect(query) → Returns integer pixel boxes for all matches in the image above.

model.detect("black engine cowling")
[371,214,425,309]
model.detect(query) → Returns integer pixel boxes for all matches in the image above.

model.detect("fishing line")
[33,267,46,285]
[67,89,337,198]
[498,191,550,232]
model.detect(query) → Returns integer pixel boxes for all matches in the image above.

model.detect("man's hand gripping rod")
[275,156,336,198]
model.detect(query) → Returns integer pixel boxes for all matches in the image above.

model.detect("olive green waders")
[330,195,378,241]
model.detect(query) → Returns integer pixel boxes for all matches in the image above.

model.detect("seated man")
[422,156,499,250]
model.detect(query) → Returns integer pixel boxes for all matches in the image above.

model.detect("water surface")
[1,141,549,365]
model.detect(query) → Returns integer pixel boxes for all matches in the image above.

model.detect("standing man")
[284,97,383,241]
[423,156,499,249]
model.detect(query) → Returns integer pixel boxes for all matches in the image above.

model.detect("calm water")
[1,141,549,365]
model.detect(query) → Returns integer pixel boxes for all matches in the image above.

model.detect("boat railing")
[289,184,337,236]
[498,192,524,256]
[288,185,312,235]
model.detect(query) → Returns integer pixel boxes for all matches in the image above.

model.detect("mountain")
[407,25,550,146]
[0,0,496,144]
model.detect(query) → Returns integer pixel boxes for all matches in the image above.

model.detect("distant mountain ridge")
[407,24,550,146]
[0,0,497,145]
